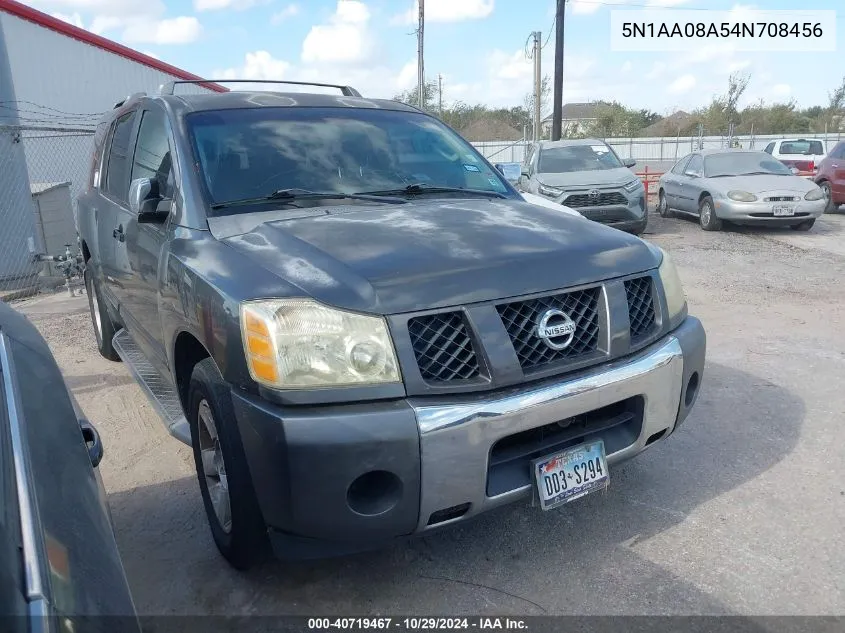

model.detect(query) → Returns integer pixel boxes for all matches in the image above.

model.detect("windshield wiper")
[210,188,405,210]
[738,171,782,176]
[360,183,507,199]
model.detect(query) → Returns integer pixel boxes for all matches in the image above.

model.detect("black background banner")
[30,616,844,633]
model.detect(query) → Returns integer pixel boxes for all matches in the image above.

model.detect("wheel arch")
[172,330,212,414]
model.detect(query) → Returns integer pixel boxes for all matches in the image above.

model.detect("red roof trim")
[0,0,226,93]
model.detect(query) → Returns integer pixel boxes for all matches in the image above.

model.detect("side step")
[112,329,191,446]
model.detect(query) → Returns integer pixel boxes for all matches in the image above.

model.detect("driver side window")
[685,154,703,176]
[131,109,173,202]
[671,154,692,175]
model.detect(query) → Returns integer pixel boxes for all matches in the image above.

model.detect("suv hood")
[212,198,658,315]
[538,167,637,189]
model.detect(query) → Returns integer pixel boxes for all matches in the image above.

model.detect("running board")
[112,329,191,446]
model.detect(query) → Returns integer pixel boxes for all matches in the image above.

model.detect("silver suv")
[518,139,647,234]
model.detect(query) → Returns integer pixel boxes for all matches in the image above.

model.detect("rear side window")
[780,140,824,156]
[104,111,136,203]
[131,109,173,200]
[763,142,775,154]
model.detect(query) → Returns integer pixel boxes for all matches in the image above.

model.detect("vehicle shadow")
[109,361,803,616]
[65,371,138,395]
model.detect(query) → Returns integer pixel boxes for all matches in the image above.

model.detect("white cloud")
[570,0,602,15]
[668,74,696,94]
[396,60,418,92]
[89,15,125,34]
[301,1,373,64]
[123,16,203,44]
[194,0,263,12]
[215,50,415,99]
[271,4,299,24]
[621,61,633,73]
[646,62,666,80]
[393,0,494,25]
[771,83,792,98]
[52,11,84,28]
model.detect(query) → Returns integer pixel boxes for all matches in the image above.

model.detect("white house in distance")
[0,0,219,286]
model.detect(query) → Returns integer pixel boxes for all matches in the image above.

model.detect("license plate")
[533,440,609,511]
[772,205,795,216]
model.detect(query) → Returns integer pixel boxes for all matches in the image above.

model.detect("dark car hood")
[211,198,658,315]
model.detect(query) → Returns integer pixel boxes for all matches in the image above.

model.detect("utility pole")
[551,0,566,141]
[532,31,541,142]
[438,73,443,116]
[417,0,425,110]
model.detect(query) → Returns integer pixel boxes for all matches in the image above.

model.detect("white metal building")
[0,0,219,285]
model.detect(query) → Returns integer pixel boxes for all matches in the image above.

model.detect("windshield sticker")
[464,164,481,172]
[591,145,609,153]
[488,177,504,189]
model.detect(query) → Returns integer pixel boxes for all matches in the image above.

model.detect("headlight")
[657,249,687,325]
[805,187,825,201]
[727,190,758,202]
[623,178,643,192]
[538,183,563,198]
[240,299,401,389]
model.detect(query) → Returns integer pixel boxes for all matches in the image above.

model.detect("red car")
[815,140,845,213]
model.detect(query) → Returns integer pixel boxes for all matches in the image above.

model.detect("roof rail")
[158,79,362,97]
[113,92,146,109]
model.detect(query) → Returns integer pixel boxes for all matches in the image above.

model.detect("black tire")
[188,358,269,570]
[84,267,120,361]
[657,189,673,218]
[698,195,722,231]
[819,181,836,214]
[791,218,815,231]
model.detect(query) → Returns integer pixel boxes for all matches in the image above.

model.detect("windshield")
[186,106,512,212]
[780,140,824,156]
[703,152,793,177]
[537,144,624,173]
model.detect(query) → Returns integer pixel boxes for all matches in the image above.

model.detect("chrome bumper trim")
[410,335,685,532]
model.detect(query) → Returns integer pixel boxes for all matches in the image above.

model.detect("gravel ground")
[16,208,845,616]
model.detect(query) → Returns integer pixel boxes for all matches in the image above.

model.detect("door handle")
[113,225,125,242]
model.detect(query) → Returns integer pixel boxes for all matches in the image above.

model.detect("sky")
[20,0,845,116]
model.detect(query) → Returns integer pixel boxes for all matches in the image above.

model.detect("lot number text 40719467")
[307,618,528,630]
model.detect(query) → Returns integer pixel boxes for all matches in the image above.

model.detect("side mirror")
[129,177,169,223]
[623,158,636,168]
[684,170,700,179]
[521,166,530,178]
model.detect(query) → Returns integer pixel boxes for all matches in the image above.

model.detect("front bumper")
[548,189,646,230]
[714,197,826,223]
[232,316,705,559]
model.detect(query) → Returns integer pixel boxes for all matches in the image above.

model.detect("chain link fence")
[0,123,94,298]
[471,129,844,174]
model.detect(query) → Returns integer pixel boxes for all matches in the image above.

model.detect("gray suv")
[77,80,705,570]
[519,139,647,234]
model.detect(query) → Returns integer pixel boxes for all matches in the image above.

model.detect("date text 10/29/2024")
[308,618,528,630]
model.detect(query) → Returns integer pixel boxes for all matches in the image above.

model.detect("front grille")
[624,276,656,342]
[497,288,601,371]
[764,196,800,202]
[565,192,627,208]
[486,397,644,496]
[408,312,480,382]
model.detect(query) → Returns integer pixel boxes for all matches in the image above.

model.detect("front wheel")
[698,195,722,231]
[188,358,270,570]
[820,181,836,214]
[657,190,673,218]
[84,267,120,361]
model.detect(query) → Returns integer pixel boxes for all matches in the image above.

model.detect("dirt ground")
[16,208,845,616]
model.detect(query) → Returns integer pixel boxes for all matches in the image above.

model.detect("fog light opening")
[427,503,471,526]
[347,470,402,516]
[685,372,700,408]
